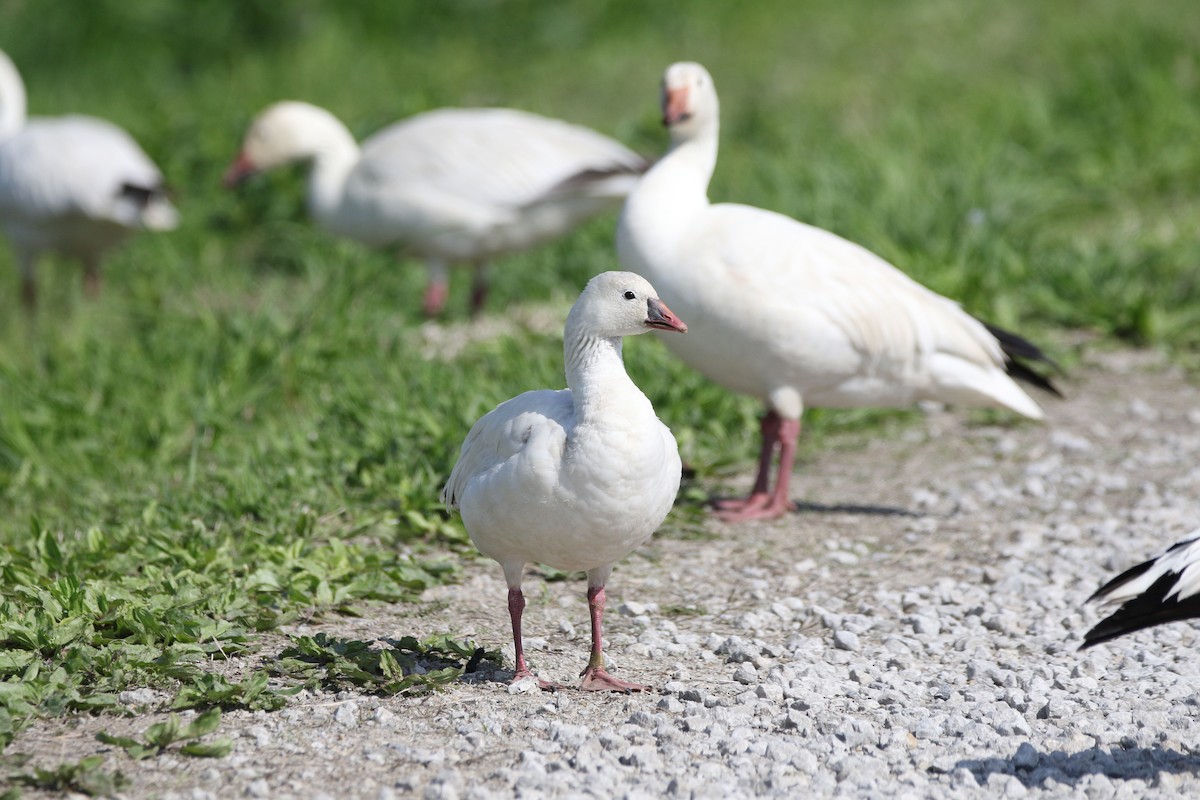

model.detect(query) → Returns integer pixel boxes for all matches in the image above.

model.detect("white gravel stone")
[732,663,758,684]
[832,630,860,651]
[373,707,398,727]
[335,701,359,728]
[507,676,540,694]
[118,687,161,707]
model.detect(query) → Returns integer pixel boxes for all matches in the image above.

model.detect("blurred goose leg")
[423,260,450,317]
[716,414,800,521]
[83,256,102,299]
[19,254,36,311]
[713,411,781,514]
[469,263,491,317]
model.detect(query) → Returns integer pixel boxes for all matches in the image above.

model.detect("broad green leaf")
[182,709,223,739]
[180,738,234,759]
[95,732,141,750]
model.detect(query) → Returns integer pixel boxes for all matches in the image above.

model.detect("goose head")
[661,61,719,143]
[568,271,688,339]
[223,101,347,187]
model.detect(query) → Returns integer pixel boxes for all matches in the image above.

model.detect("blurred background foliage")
[1,0,1199,743]
[0,0,1196,589]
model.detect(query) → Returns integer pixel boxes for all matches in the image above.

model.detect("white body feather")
[442,272,682,584]
[444,386,679,573]
[617,62,1042,422]
[242,103,646,264]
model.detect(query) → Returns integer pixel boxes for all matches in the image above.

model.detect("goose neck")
[564,331,639,421]
[0,54,27,140]
[305,125,361,224]
[628,125,719,216]
[666,124,719,189]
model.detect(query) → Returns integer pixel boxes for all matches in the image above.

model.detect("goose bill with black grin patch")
[645,298,688,333]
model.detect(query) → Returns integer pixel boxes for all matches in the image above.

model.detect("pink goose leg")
[712,411,781,514]
[714,412,800,522]
[507,588,560,691]
[423,279,449,318]
[578,586,650,693]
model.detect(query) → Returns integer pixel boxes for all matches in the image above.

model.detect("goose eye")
[623,290,637,300]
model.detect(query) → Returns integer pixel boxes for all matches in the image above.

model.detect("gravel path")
[11,346,1200,799]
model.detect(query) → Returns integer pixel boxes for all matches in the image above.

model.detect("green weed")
[96,708,232,760]
[4,753,129,797]
[171,671,291,712]
[271,632,500,695]
[0,0,1197,754]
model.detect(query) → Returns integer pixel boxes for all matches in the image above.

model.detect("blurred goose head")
[0,49,27,140]
[223,101,356,187]
[661,61,719,144]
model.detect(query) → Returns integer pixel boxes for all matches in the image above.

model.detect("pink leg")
[423,279,449,318]
[715,415,801,522]
[713,411,782,514]
[508,588,560,691]
[579,586,651,693]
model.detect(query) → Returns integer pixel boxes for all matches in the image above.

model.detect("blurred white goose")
[442,271,687,692]
[1083,535,1200,648]
[0,50,179,310]
[617,61,1059,522]
[224,101,648,316]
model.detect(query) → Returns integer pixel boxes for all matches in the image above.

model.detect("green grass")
[3,752,129,796]
[1,0,1199,752]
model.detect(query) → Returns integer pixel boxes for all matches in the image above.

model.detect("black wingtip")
[1081,570,1200,648]
[118,181,170,207]
[1085,556,1160,606]
[982,322,1063,398]
[1004,359,1063,399]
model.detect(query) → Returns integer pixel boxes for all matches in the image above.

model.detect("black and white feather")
[1083,536,1200,648]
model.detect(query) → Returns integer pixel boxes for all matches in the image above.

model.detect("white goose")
[1083,536,1200,648]
[617,61,1058,522]
[442,271,687,692]
[224,102,648,317]
[0,50,178,310]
